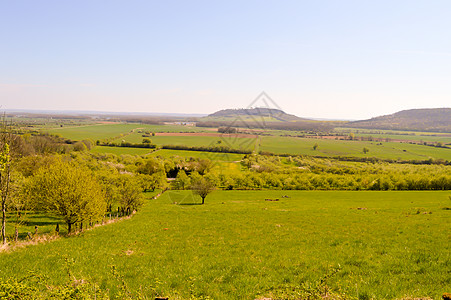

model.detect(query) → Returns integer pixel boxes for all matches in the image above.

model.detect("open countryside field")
[47,122,451,161]
[91,145,156,156]
[148,149,245,162]
[116,132,258,150]
[336,128,451,144]
[90,147,245,165]
[47,123,207,141]
[1,191,449,299]
[259,136,451,161]
[44,121,451,162]
[353,133,451,144]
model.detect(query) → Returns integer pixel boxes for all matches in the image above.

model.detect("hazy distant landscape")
[0,106,450,299]
[2,1,451,299]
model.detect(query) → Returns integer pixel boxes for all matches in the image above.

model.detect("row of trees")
[169,154,451,191]
[175,171,451,191]
[0,139,151,242]
[17,157,147,234]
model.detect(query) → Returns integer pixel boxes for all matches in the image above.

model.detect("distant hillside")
[347,108,451,132]
[205,108,304,122]
[198,108,341,132]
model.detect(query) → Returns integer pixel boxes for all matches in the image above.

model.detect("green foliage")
[190,175,216,204]
[0,143,10,171]
[136,157,165,175]
[172,170,190,190]
[162,144,252,155]
[116,175,145,214]
[24,159,106,233]
[15,155,57,177]
[73,141,87,152]
[207,154,451,191]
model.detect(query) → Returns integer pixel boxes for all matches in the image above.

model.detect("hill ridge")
[348,108,451,132]
[207,107,305,122]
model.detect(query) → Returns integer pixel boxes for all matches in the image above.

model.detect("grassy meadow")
[91,145,156,156]
[259,136,451,161]
[1,191,449,299]
[47,123,208,141]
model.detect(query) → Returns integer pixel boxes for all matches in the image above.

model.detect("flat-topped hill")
[205,108,305,122]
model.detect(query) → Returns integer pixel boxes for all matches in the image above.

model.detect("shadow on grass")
[176,203,203,206]
[24,220,61,226]
[25,214,61,220]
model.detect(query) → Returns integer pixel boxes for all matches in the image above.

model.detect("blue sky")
[1,0,450,119]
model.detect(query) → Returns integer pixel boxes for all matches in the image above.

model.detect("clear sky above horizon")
[1,0,450,120]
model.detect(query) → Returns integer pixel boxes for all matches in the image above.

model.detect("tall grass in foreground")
[0,191,449,299]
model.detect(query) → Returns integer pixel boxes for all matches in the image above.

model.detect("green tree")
[313,143,319,150]
[137,157,165,175]
[73,141,87,152]
[0,143,11,244]
[191,176,215,205]
[363,147,370,154]
[26,160,106,233]
[196,159,213,175]
[117,176,145,215]
[173,170,190,190]
[96,171,121,212]
[137,172,166,192]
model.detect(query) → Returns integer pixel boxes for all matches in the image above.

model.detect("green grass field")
[46,123,208,141]
[46,123,451,162]
[335,128,451,144]
[115,132,257,150]
[149,149,244,162]
[259,136,451,161]
[91,145,155,156]
[1,191,449,299]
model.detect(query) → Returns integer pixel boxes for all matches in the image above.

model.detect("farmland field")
[45,122,451,161]
[259,135,451,161]
[1,190,449,299]
[91,145,155,156]
[148,149,245,162]
[47,123,207,141]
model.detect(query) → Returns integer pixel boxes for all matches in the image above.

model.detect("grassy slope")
[1,191,449,299]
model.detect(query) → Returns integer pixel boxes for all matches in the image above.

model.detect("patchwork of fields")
[46,123,451,161]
